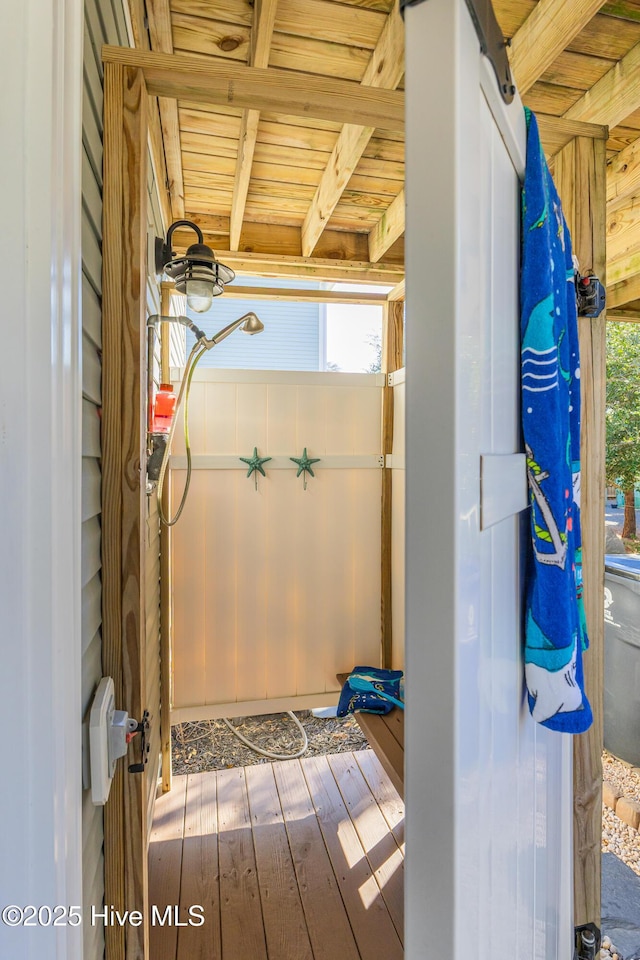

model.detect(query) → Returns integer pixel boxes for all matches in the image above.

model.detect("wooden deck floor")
[148,750,404,960]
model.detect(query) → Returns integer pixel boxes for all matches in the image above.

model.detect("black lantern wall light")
[150,219,264,526]
[154,218,236,313]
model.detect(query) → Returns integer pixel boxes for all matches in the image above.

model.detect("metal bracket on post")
[400,0,515,105]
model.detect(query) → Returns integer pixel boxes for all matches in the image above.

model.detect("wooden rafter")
[508,0,607,96]
[369,188,405,264]
[300,2,404,257]
[147,0,185,219]
[564,38,640,128]
[229,0,278,251]
[102,46,405,130]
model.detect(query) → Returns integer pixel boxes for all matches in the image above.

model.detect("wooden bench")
[337,674,404,798]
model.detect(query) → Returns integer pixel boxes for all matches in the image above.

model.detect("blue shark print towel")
[521,108,592,733]
[337,667,404,716]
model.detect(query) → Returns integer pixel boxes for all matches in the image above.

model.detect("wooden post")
[381,298,404,668]
[555,135,607,929]
[102,62,149,960]
[160,283,172,793]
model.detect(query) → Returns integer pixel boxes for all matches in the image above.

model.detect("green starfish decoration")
[290,447,321,489]
[239,447,272,489]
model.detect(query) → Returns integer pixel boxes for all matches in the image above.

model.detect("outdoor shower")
[146,310,264,525]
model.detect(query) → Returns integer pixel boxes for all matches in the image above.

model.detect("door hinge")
[400,0,515,106]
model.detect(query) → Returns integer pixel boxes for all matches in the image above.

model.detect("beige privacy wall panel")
[169,371,383,717]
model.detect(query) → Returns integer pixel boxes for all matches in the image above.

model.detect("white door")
[404,1,573,957]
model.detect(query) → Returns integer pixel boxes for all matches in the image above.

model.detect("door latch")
[128,710,151,774]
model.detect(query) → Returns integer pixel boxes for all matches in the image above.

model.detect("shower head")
[202,311,265,350]
[240,312,264,335]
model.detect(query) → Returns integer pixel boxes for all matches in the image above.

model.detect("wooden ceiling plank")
[172,0,254,28]
[101,45,405,129]
[275,0,386,48]
[509,0,608,96]
[564,37,640,127]
[368,188,404,263]
[229,0,278,251]
[147,0,186,219]
[607,134,640,204]
[539,49,619,93]
[300,1,404,257]
[524,80,586,116]
[607,195,640,260]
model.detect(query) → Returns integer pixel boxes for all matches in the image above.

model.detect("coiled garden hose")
[222,712,309,760]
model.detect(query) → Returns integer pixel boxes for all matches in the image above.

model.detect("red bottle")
[152,384,177,434]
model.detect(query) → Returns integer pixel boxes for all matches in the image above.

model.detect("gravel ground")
[602,750,640,877]
[171,710,369,775]
[601,750,640,958]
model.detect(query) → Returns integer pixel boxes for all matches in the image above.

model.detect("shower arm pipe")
[146,314,206,438]
[146,323,156,436]
[147,313,207,341]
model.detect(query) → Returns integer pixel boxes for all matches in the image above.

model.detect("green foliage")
[364,332,382,374]
[606,322,640,490]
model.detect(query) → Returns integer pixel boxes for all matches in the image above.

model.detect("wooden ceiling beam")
[608,273,640,308]
[564,39,640,128]
[607,309,640,323]
[300,2,404,257]
[169,284,388,305]
[147,0,185,220]
[509,0,607,96]
[368,188,405,263]
[229,0,278,252]
[101,46,405,130]
[180,248,404,284]
[607,248,640,287]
